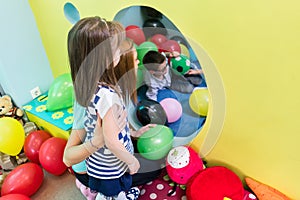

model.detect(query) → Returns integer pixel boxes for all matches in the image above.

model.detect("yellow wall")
[29,0,300,198]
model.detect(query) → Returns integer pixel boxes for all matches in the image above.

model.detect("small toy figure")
[0,95,24,125]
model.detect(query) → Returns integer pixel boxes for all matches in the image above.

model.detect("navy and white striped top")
[84,85,134,179]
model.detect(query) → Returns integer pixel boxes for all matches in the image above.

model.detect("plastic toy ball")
[0,194,31,200]
[159,40,181,53]
[125,25,146,45]
[0,117,25,156]
[179,44,190,58]
[150,34,168,46]
[143,18,167,38]
[39,137,67,176]
[24,130,52,164]
[136,41,158,64]
[159,98,182,123]
[170,54,191,75]
[136,99,167,126]
[1,163,44,197]
[46,73,74,112]
[137,125,174,160]
[189,88,209,116]
[170,35,188,47]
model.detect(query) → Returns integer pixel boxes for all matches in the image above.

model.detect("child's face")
[152,61,168,77]
[133,49,139,74]
[133,49,139,68]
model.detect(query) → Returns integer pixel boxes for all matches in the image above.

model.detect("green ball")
[46,73,74,111]
[136,41,158,63]
[136,67,144,88]
[170,54,191,75]
[137,125,174,160]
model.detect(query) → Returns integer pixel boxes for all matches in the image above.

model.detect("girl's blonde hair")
[67,16,125,107]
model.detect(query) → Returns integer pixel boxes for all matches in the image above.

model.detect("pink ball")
[159,98,182,123]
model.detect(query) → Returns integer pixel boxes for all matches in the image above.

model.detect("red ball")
[125,25,146,45]
[24,130,52,164]
[0,194,30,200]
[150,34,167,46]
[39,137,67,176]
[1,163,44,197]
[159,40,181,53]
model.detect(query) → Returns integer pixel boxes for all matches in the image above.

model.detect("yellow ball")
[0,117,25,156]
[179,43,190,58]
[189,88,209,116]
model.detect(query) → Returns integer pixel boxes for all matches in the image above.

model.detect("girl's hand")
[91,122,104,149]
[128,157,140,175]
[186,69,203,75]
[132,124,157,138]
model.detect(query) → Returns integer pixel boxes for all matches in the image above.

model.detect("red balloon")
[150,34,167,46]
[1,163,44,197]
[125,25,146,45]
[39,137,67,175]
[24,130,52,164]
[159,40,181,53]
[0,194,30,200]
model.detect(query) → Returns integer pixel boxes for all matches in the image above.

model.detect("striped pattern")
[84,85,134,179]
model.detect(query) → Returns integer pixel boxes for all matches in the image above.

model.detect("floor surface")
[31,170,85,200]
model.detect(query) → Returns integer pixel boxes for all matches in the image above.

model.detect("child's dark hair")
[142,50,165,71]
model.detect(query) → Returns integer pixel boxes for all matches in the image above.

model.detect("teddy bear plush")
[0,95,24,124]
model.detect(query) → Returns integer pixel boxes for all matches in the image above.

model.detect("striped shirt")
[84,85,134,179]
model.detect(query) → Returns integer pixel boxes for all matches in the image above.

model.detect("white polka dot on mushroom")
[168,190,177,196]
[150,193,157,199]
[156,183,164,190]
[140,189,146,195]
[146,181,153,185]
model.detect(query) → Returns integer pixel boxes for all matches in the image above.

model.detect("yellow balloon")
[189,88,209,116]
[0,117,25,156]
[179,43,190,58]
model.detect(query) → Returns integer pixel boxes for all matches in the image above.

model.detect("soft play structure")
[0,0,299,199]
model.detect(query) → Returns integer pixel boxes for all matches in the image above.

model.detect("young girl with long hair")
[67,16,153,199]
